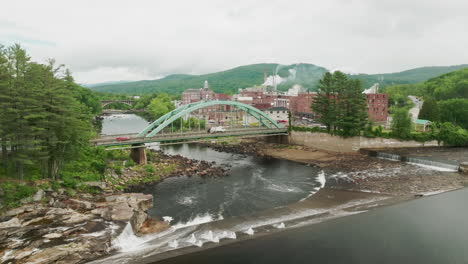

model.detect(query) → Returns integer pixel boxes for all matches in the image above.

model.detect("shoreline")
[2,141,466,263]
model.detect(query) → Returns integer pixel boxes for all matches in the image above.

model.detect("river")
[95,114,467,264]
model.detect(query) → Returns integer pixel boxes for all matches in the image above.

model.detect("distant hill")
[350,64,468,88]
[88,63,468,95]
[89,63,328,94]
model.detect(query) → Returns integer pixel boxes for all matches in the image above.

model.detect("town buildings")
[181,80,389,125]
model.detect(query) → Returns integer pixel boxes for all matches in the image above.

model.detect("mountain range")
[88,63,468,95]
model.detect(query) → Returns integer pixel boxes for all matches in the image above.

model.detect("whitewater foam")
[244,227,255,235]
[172,213,224,230]
[163,216,174,223]
[274,222,286,229]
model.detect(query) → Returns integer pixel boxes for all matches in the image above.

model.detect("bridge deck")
[91,128,288,147]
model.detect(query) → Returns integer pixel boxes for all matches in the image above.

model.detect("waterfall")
[375,151,458,172]
[376,152,401,161]
[406,157,459,172]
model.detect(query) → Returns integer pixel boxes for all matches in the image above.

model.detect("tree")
[311,72,337,133]
[336,78,368,136]
[391,108,412,139]
[438,98,468,129]
[437,122,468,146]
[0,44,95,180]
[312,71,368,136]
[418,97,439,121]
[147,93,175,119]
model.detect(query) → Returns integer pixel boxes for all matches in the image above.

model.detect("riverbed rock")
[138,218,170,235]
[105,193,153,211]
[33,189,45,202]
[110,202,134,221]
[84,181,107,190]
[67,199,94,210]
[0,217,21,229]
[44,232,63,239]
[130,209,148,234]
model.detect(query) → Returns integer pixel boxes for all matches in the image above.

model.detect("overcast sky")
[2,0,468,83]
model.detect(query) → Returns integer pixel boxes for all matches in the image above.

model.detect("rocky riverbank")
[0,149,229,264]
[198,139,468,196]
[0,188,162,264]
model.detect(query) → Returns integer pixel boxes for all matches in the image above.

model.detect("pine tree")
[311,72,336,132]
[312,71,368,136]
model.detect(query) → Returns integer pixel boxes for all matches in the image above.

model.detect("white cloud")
[1,0,468,83]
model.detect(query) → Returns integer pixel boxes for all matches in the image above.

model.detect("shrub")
[143,164,155,174]
[0,182,37,208]
[125,160,136,167]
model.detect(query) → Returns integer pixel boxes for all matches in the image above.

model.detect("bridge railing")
[91,127,287,146]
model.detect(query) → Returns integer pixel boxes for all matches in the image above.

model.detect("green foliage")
[418,97,439,122]
[352,65,468,90]
[391,108,412,139]
[290,126,328,133]
[383,67,468,129]
[60,147,107,182]
[436,122,468,146]
[125,160,136,167]
[311,71,368,137]
[147,93,175,119]
[438,99,468,129]
[143,164,155,174]
[0,182,37,208]
[0,44,97,180]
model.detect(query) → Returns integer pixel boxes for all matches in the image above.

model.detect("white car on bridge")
[209,126,226,133]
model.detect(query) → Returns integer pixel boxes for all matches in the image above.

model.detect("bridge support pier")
[130,144,147,165]
[263,134,290,144]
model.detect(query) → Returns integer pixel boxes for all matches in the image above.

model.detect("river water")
[96,114,467,264]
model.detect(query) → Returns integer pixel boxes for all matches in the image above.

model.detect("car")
[209,126,226,133]
[116,137,130,141]
[277,120,288,123]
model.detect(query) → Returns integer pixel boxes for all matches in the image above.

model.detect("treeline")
[383,67,468,129]
[311,71,368,137]
[0,44,101,180]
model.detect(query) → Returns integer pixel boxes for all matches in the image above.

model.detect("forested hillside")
[89,63,468,95]
[350,64,468,88]
[383,67,468,129]
[89,63,328,94]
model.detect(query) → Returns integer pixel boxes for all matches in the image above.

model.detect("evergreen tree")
[311,72,336,132]
[312,71,368,136]
[0,44,95,180]
[336,79,368,136]
[418,97,439,121]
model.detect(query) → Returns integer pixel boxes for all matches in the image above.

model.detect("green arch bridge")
[91,100,288,163]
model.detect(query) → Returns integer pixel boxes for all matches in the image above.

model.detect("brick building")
[365,93,388,122]
[289,92,316,118]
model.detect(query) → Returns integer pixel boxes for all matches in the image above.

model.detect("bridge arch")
[138,100,280,137]
[101,100,134,108]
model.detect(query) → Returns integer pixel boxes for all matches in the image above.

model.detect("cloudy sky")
[2,0,467,83]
